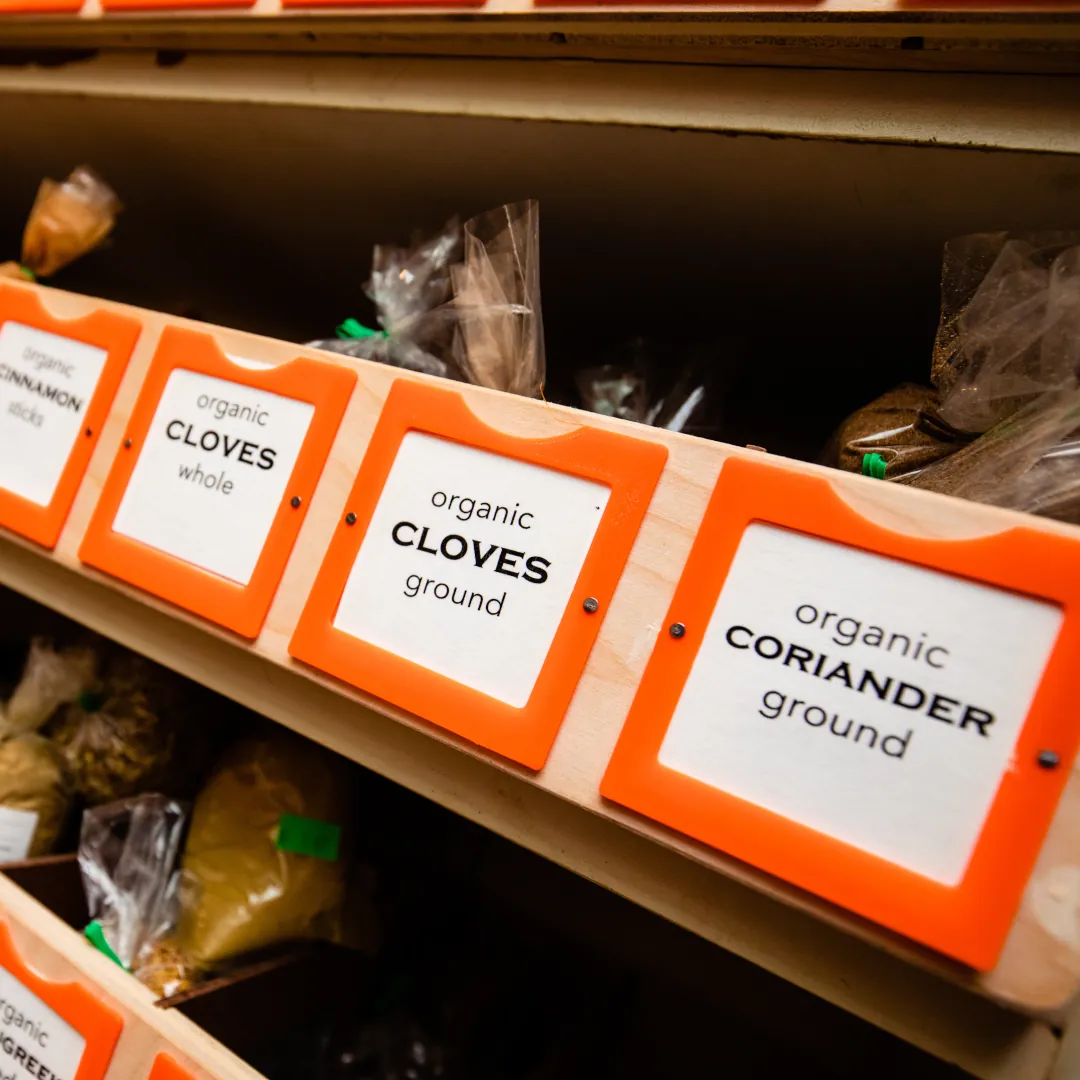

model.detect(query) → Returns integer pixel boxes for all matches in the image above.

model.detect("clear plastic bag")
[310,217,463,380]
[310,201,545,397]
[0,167,121,281]
[317,1013,449,1080]
[78,794,193,996]
[178,729,352,971]
[931,231,1080,433]
[449,201,545,398]
[905,390,1080,523]
[1,638,97,739]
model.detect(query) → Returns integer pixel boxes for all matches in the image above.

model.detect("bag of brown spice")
[48,651,214,806]
[0,167,120,283]
[825,231,1080,482]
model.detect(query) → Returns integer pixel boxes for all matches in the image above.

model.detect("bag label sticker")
[112,367,315,585]
[0,323,108,508]
[0,809,37,864]
[0,963,86,1080]
[332,432,610,708]
[658,523,1063,885]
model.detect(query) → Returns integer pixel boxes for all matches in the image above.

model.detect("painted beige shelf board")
[0,51,1080,153]
[0,281,1074,1075]
[0,874,265,1080]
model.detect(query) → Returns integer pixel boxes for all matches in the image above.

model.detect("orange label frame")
[149,1054,197,1080]
[601,456,1080,971]
[290,379,668,770]
[0,285,141,550]
[80,326,355,639]
[0,918,122,1080]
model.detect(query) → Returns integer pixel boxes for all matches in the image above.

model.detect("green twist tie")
[861,452,887,480]
[336,318,389,341]
[84,921,126,968]
[18,267,35,282]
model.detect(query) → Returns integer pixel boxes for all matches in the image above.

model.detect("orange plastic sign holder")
[0,0,82,12]
[148,1054,197,1080]
[101,0,253,11]
[0,918,122,1080]
[0,285,141,549]
[601,456,1080,971]
[80,326,355,639]
[291,379,667,770]
[283,0,482,8]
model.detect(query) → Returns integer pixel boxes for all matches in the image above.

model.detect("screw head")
[290,496,302,509]
[123,438,132,449]
[583,596,599,614]
[669,622,686,639]
[345,512,357,526]
[84,427,92,437]
[1037,749,1061,770]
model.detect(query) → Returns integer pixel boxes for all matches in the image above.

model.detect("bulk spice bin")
[0,11,1079,1080]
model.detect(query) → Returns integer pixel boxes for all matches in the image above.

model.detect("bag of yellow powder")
[0,166,120,282]
[178,729,353,970]
[0,735,72,860]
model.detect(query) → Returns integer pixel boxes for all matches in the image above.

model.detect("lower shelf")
[0,533,1065,1080]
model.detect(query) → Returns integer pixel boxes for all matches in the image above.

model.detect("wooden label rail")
[1,278,1079,1014]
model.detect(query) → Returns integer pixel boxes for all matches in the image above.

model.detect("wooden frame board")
[0,281,1077,1061]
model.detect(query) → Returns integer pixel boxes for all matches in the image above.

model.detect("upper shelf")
[1,3,1080,77]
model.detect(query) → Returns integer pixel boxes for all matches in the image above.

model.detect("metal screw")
[669,622,686,639]
[583,597,599,614]
[123,438,132,449]
[1037,749,1061,770]
[290,496,302,509]
[345,512,357,526]
[84,428,92,437]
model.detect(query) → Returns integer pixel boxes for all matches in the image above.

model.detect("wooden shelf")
[0,873,264,1080]
[1,51,1080,154]
[1,10,1080,76]
[0,280,1074,1077]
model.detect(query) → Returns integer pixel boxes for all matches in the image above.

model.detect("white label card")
[658,524,1063,886]
[333,433,611,708]
[0,810,37,864]
[0,965,86,1080]
[112,368,315,586]
[0,323,108,507]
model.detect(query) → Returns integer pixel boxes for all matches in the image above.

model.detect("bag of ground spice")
[823,383,974,481]
[48,651,206,805]
[0,637,98,740]
[78,794,194,998]
[0,166,120,283]
[827,232,1080,481]
[177,728,353,971]
[0,735,72,861]
[905,390,1080,522]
